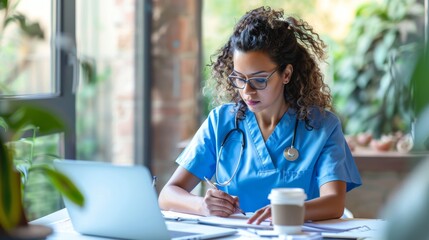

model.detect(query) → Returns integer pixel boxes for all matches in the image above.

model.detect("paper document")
[162,211,272,229]
[162,210,201,222]
[303,219,376,233]
[162,210,382,234]
[199,214,272,229]
[251,229,322,239]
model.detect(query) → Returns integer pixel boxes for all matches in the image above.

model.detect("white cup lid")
[268,188,307,204]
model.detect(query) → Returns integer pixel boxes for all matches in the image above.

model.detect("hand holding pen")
[203,177,246,216]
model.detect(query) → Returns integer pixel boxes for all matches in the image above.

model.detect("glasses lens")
[249,78,268,90]
[229,77,246,89]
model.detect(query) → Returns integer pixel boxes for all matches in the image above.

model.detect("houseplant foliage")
[410,44,429,150]
[332,0,424,138]
[0,105,84,238]
[380,43,429,240]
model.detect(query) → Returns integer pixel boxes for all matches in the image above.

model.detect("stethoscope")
[214,111,300,186]
[283,117,300,161]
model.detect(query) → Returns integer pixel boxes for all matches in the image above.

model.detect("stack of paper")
[303,219,374,233]
[199,214,272,230]
[162,211,272,229]
[162,210,385,239]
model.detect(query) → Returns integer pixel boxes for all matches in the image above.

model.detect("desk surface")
[31,209,386,240]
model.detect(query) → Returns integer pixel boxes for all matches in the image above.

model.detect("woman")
[159,6,361,224]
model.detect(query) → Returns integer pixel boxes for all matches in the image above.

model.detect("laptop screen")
[53,159,236,240]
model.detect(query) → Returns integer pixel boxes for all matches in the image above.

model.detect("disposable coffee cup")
[268,188,307,236]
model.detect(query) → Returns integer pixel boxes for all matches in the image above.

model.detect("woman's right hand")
[202,188,240,217]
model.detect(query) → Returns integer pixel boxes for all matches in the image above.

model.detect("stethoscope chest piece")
[284,147,299,161]
[283,117,300,161]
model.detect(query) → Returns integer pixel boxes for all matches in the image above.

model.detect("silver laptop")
[53,159,237,240]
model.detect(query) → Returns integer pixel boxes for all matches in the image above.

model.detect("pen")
[203,176,246,216]
[163,215,199,223]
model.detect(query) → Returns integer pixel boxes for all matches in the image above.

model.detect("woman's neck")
[255,103,289,140]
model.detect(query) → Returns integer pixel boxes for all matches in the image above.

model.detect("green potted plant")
[379,41,429,240]
[0,105,84,239]
[332,0,424,138]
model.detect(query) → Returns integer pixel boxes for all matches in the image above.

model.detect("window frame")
[1,0,155,166]
[134,0,153,168]
[0,0,76,159]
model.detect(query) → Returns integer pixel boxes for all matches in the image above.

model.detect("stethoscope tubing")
[214,111,300,186]
[290,118,299,148]
[216,115,245,186]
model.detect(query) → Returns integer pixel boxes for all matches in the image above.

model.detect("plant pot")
[0,170,52,240]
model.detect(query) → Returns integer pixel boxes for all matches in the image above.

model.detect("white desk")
[31,208,386,239]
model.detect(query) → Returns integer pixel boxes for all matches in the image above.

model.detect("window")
[0,0,76,220]
[0,0,54,96]
[1,0,199,219]
[75,0,136,165]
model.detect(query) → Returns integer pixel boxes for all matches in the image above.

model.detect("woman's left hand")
[247,205,272,225]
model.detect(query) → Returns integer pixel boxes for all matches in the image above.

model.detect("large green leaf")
[30,165,85,207]
[3,105,65,141]
[412,49,429,116]
[411,44,429,150]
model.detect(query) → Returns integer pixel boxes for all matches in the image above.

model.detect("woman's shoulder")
[307,107,341,129]
[208,103,237,121]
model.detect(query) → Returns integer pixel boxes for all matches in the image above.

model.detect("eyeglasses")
[228,69,277,90]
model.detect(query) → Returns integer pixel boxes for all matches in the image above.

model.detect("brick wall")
[151,0,201,191]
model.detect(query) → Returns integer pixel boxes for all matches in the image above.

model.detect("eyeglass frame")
[228,68,278,90]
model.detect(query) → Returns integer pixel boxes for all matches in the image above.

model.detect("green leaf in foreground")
[30,165,85,207]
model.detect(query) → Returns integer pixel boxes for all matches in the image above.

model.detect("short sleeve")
[315,115,362,192]
[175,107,220,180]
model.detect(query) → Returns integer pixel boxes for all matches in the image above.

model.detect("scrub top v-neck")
[176,103,361,212]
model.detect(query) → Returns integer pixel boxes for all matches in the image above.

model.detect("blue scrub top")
[176,103,362,212]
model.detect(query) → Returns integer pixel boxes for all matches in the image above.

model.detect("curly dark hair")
[209,6,332,123]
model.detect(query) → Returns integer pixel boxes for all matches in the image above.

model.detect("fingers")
[247,205,271,225]
[203,189,239,217]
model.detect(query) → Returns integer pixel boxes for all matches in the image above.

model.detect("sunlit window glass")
[0,0,54,96]
[76,0,135,164]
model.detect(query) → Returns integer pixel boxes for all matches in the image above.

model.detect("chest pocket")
[281,169,313,189]
[255,168,313,191]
